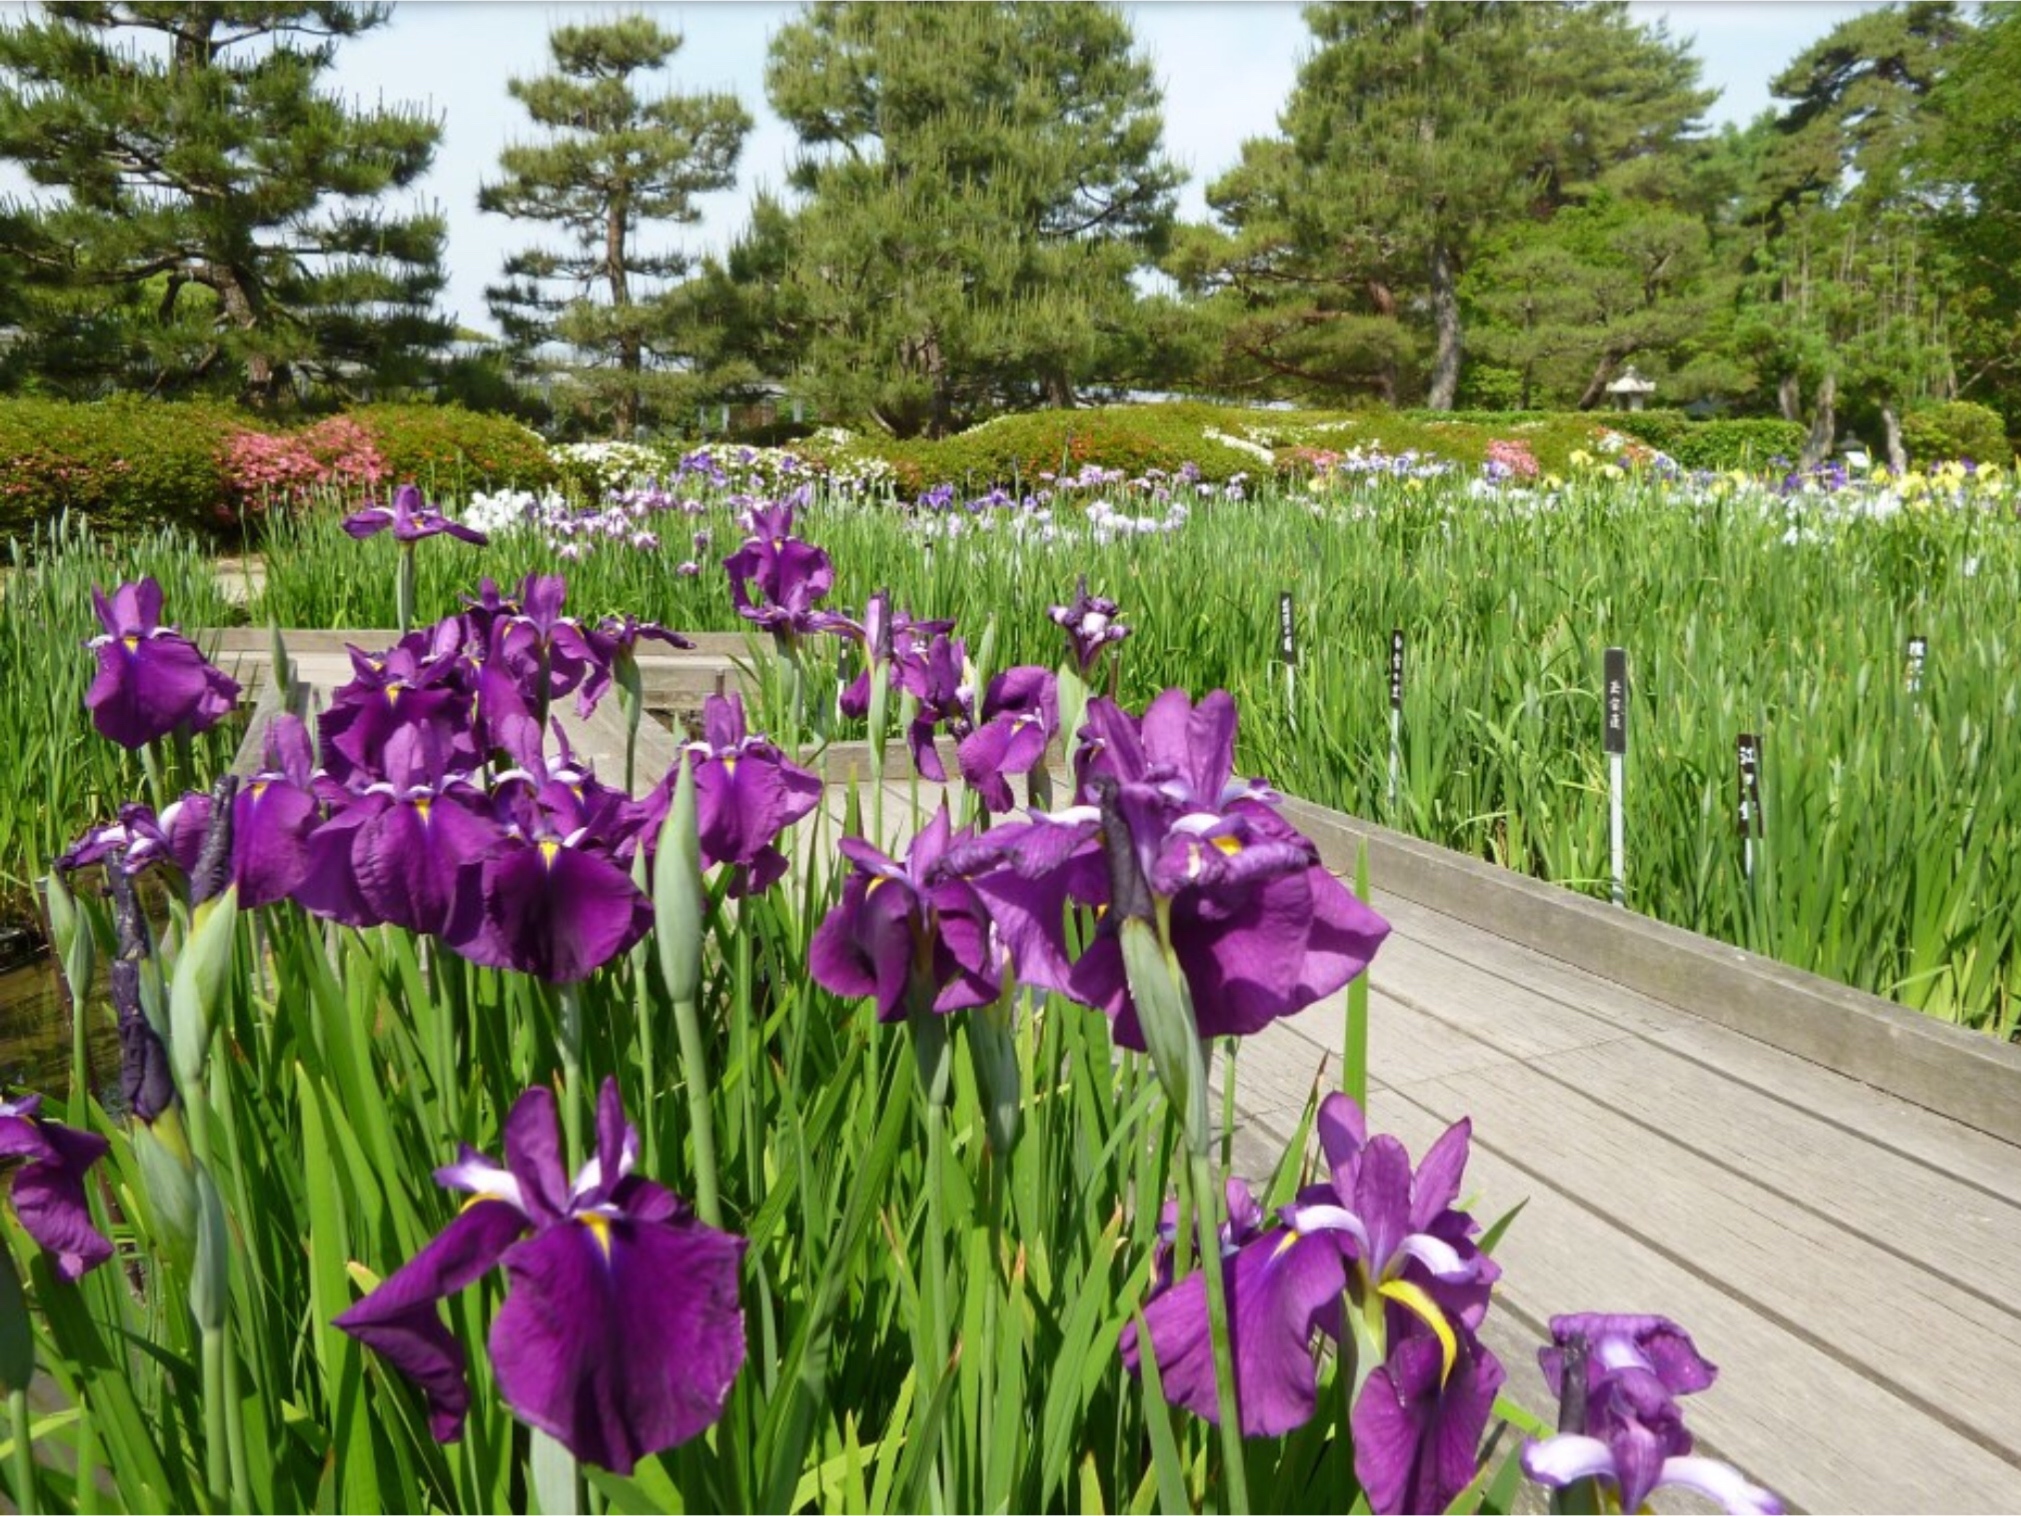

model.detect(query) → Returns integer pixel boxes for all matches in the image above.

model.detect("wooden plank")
[1533,1039,2021,1307]
[1374,893,2021,1209]
[1400,1059,2021,1465]
[1277,796,2021,1146]
[1240,1096,2021,1514]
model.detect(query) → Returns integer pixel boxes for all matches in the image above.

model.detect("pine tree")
[761,1,1179,437]
[0,2,447,405]
[1188,2,1711,409]
[479,15,750,438]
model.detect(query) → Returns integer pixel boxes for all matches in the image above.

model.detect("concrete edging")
[1277,794,2021,1148]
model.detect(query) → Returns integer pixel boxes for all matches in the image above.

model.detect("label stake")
[1604,647,1628,906]
[1388,628,1405,819]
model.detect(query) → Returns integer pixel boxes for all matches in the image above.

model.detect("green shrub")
[0,396,241,541]
[872,404,1271,495]
[349,403,559,494]
[1902,400,2011,466]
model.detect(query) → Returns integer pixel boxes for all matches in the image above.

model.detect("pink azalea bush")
[222,417,388,512]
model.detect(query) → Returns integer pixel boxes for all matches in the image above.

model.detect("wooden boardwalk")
[234,640,2021,1515]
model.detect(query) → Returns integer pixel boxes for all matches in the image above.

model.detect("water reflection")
[0,951,120,1100]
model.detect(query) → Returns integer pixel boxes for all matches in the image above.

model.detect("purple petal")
[85,636,227,749]
[1122,1229,1346,1438]
[488,1211,746,1473]
[0,1114,112,1280]
[1352,1328,1505,1516]
[1408,1118,1472,1233]
[463,843,650,984]
[232,779,318,909]
[335,1199,531,1442]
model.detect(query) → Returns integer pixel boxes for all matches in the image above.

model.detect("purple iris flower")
[955,690,1389,1049]
[723,501,835,645]
[59,799,199,879]
[900,633,974,783]
[1048,576,1130,675]
[1354,1319,1507,1515]
[445,778,649,984]
[956,667,1058,814]
[317,636,476,785]
[1147,1177,1266,1297]
[0,1093,114,1281]
[334,1079,745,1473]
[342,483,489,545]
[807,805,1002,1022]
[649,694,821,895]
[230,714,321,908]
[344,729,502,939]
[1121,1094,1497,1454]
[83,578,240,749]
[579,614,695,717]
[1523,1315,1783,1515]
[827,596,957,721]
[501,575,602,704]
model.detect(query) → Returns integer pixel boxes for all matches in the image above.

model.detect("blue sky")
[5,2,1882,335]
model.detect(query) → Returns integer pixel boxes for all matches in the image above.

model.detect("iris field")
[0,445,2009,1516]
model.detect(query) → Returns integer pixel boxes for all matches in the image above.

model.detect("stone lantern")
[1606,366,1657,412]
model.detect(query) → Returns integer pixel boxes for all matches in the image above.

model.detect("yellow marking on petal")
[538,839,560,869]
[1378,1277,1458,1385]
[251,780,270,802]
[384,682,406,708]
[122,635,140,653]
[414,797,432,825]
[1211,835,1242,856]
[578,1212,613,1259]
[721,755,738,778]
[1273,1229,1301,1258]
[865,875,888,896]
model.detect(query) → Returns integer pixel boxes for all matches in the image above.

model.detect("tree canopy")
[0,2,447,405]
[480,15,750,438]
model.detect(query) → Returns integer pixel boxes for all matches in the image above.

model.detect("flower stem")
[557,985,584,1171]
[672,994,721,1229]
[8,1387,35,1516]
[395,542,416,636]
[1187,1146,1250,1514]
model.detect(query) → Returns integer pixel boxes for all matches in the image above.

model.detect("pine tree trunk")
[1427,241,1461,411]
[608,199,637,439]
[1367,280,1400,404]
[1777,372,1802,423]
[1801,371,1837,468]
[1881,403,1908,474]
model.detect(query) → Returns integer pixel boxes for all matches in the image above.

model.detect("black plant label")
[1603,648,1628,756]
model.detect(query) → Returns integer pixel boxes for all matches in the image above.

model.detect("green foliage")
[0,3,449,406]
[1901,400,2011,465]
[1185,2,1713,409]
[760,2,1180,436]
[481,15,752,438]
[874,405,1265,493]
[348,404,559,494]
[0,397,240,540]
[1607,411,1810,469]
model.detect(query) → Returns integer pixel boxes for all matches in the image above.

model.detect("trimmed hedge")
[0,396,241,541]
[873,404,1271,494]
[348,404,559,494]
[1605,411,1808,471]
[1901,401,2010,467]
[0,398,560,540]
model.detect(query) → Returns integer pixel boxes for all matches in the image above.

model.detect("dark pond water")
[0,948,118,1101]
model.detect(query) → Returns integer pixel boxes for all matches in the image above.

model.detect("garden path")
[237,650,2021,1516]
